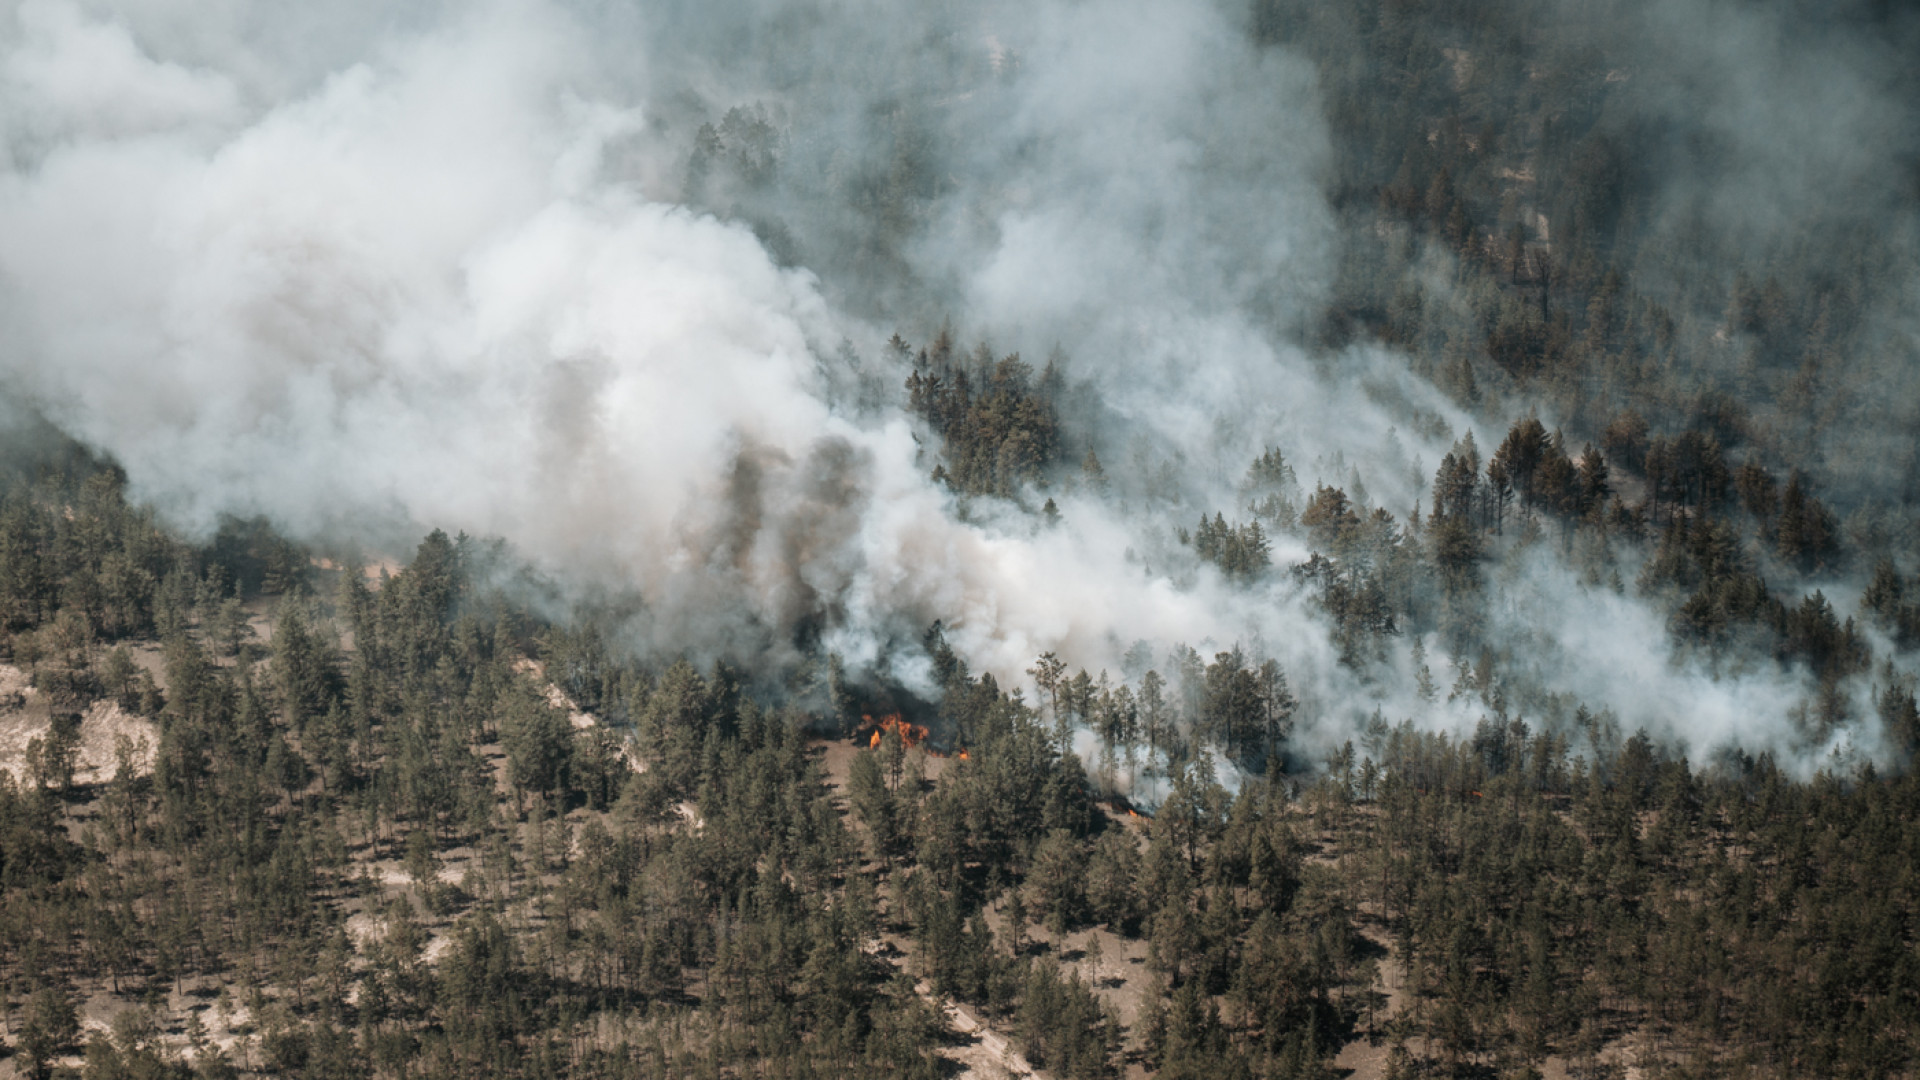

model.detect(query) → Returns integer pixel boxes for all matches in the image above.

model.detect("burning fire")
[863,713,929,751]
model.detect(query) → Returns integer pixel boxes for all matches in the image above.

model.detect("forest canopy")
[0,0,1918,1077]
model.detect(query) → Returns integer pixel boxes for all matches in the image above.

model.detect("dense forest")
[0,450,1915,1079]
[3,0,1920,1077]
[854,0,1920,765]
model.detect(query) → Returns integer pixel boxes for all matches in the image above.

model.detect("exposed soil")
[0,664,158,787]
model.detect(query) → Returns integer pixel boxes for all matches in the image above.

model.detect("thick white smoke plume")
[0,0,1329,687]
[0,0,1899,771]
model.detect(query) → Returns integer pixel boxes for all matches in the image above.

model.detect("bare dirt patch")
[934,990,1039,1078]
[0,665,157,786]
[513,658,599,729]
[73,698,158,783]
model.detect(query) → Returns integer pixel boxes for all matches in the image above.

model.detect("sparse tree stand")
[25,709,81,793]
[19,985,79,1080]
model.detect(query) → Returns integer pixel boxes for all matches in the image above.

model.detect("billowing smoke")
[0,0,1909,773]
[0,0,1340,689]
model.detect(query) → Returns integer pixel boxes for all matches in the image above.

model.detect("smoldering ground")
[0,0,1911,776]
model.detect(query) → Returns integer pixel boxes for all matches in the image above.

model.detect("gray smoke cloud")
[0,0,1907,773]
[1598,0,1920,510]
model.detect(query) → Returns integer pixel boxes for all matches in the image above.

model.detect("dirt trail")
[923,983,1040,1079]
[1330,918,1410,1080]
[816,738,1054,1079]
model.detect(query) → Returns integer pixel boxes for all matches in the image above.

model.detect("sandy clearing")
[0,665,158,786]
[73,698,158,783]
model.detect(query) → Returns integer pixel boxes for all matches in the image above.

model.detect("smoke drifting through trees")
[0,0,1914,775]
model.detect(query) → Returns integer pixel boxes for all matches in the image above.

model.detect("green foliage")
[0,451,1914,1080]
[905,330,1064,497]
[1015,960,1119,1078]
[1189,513,1271,581]
[19,984,80,1079]
[25,709,81,792]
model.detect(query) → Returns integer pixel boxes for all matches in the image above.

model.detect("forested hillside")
[1,0,1919,1077]
[0,446,1915,1077]
[845,0,1920,775]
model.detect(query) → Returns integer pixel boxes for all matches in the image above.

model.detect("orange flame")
[862,713,929,751]
[1127,809,1140,819]
[957,748,969,761]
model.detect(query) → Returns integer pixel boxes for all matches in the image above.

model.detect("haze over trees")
[0,0,1918,1077]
